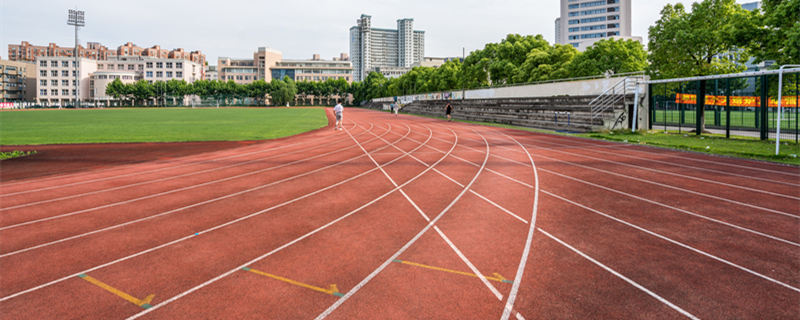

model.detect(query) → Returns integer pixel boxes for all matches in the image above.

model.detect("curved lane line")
[125,119,453,319]
[313,128,490,320]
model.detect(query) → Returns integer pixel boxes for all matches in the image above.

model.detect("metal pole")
[775,65,800,155]
[631,81,640,132]
[74,24,79,108]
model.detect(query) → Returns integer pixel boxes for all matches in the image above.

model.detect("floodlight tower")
[67,9,85,108]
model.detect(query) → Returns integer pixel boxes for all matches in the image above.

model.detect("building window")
[51,89,58,96]
[73,61,78,67]
[176,71,183,78]
[72,80,77,86]
[51,61,58,67]
[166,62,173,68]
[40,89,47,96]
[138,65,144,71]
[62,61,69,67]
[62,80,69,86]
[72,71,77,77]
[72,90,77,96]
[41,70,47,77]
[108,64,115,70]
[176,62,183,68]
[118,64,124,70]
[166,71,172,77]
[146,62,153,68]
[156,62,163,68]
[146,71,153,78]
[51,80,58,86]
[39,61,47,67]
[61,70,68,77]
[128,65,135,70]
[40,79,47,86]
[62,89,69,95]
[156,71,163,77]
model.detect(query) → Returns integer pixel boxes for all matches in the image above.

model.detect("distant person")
[392,103,399,117]
[333,101,344,131]
[445,101,453,121]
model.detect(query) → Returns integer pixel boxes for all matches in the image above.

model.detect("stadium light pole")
[67,9,85,108]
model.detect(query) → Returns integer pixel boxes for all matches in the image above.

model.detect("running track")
[1,108,798,319]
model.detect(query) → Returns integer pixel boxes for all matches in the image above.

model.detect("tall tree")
[105,78,126,106]
[567,38,647,77]
[731,0,800,65]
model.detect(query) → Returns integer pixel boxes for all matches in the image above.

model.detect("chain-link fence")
[649,69,800,143]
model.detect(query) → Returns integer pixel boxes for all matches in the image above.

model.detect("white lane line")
[539,168,800,247]
[0,125,390,231]
[515,312,525,320]
[433,225,504,300]
[516,140,800,190]
[538,229,700,320]
[0,121,417,303]
[498,131,539,320]
[528,133,800,178]
[529,152,800,218]
[0,124,374,211]
[0,120,361,191]
[0,124,402,258]
[449,137,800,248]
[313,129,490,320]
[125,122,458,320]
[542,190,800,294]
[360,125,505,299]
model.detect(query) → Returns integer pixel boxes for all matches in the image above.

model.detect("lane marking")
[242,268,343,297]
[537,229,700,320]
[541,190,800,294]
[78,274,155,309]
[497,131,540,320]
[359,125,505,299]
[1,123,377,212]
[314,129,490,320]
[0,124,388,231]
[392,259,512,284]
[124,120,454,319]
[0,121,413,302]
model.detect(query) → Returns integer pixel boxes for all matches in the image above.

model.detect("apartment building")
[555,0,640,51]
[218,47,282,84]
[349,14,425,82]
[270,54,353,83]
[9,41,206,78]
[35,55,201,104]
[0,59,37,101]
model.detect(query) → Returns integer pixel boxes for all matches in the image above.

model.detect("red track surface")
[1,108,798,319]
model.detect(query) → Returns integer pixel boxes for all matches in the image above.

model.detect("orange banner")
[675,93,799,107]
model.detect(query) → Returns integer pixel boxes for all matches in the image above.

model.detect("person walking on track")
[445,101,453,121]
[334,101,344,131]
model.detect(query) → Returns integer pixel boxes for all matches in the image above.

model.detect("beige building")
[271,54,353,83]
[218,47,282,84]
[89,71,136,102]
[1,59,37,101]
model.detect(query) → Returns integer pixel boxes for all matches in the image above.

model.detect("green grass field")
[653,109,800,130]
[0,108,328,145]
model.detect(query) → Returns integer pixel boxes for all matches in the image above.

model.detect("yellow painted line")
[243,267,344,297]
[77,274,155,308]
[393,259,513,284]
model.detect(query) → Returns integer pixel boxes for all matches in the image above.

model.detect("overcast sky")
[1,0,738,64]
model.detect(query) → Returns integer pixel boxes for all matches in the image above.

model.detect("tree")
[648,0,750,132]
[105,78,126,106]
[647,0,749,79]
[731,0,800,65]
[131,80,154,106]
[567,38,647,77]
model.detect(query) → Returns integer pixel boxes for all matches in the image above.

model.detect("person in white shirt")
[333,102,344,131]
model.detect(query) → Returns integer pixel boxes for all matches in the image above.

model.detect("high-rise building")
[349,14,425,82]
[555,0,640,51]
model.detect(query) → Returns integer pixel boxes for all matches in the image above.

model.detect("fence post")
[648,84,654,130]
[696,80,704,135]
[725,78,731,139]
[760,75,768,140]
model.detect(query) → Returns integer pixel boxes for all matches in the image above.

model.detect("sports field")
[0,108,797,319]
[0,108,328,145]
[652,109,800,130]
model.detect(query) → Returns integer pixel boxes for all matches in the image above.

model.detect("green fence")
[649,69,800,143]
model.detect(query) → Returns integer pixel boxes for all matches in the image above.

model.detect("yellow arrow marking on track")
[243,267,344,297]
[77,274,155,308]
[393,259,513,284]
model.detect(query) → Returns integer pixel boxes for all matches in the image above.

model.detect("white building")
[555,0,640,51]
[349,14,425,82]
[35,55,201,105]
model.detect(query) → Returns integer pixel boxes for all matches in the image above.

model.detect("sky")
[1,0,733,64]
